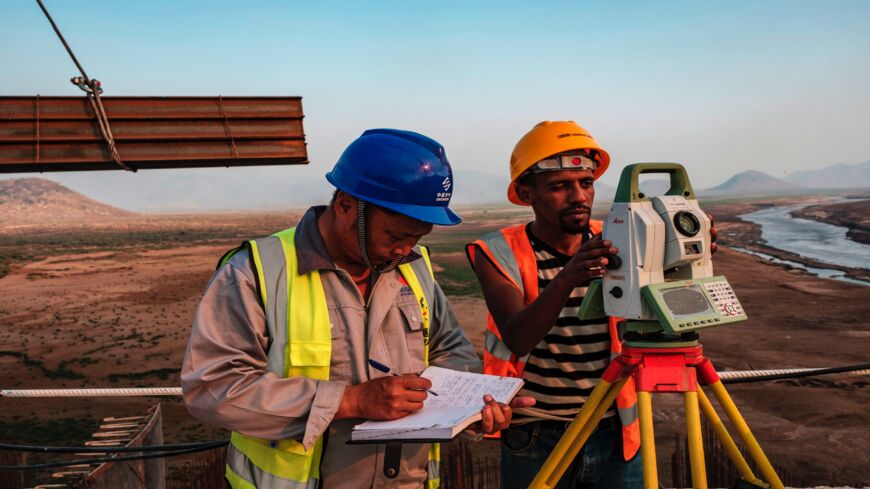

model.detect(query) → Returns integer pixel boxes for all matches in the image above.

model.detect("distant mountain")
[40,170,333,212]
[785,160,870,188]
[703,170,806,195]
[0,167,717,215]
[50,169,516,212]
[0,178,134,227]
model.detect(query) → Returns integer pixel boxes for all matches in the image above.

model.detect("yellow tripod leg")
[684,391,708,489]
[528,377,627,489]
[637,391,657,489]
[550,378,627,480]
[708,381,784,489]
[696,386,765,486]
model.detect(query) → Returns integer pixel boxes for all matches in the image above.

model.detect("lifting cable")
[35,0,134,172]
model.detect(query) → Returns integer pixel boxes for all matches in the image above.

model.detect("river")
[738,200,869,285]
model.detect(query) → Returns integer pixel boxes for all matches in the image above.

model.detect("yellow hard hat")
[508,121,611,205]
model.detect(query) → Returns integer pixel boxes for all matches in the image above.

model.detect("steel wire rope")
[34,0,90,81]
[2,364,868,399]
[718,362,870,384]
[0,387,183,397]
[34,0,134,171]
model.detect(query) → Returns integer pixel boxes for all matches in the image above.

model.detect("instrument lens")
[674,211,701,237]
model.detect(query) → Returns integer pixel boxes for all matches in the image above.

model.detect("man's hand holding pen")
[368,359,438,396]
[336,374,437,421]
[334,359,438,421]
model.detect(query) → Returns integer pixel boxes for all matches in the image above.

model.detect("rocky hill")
[0,178,135,229]
[704,170,806,195]
[785,160,870,188]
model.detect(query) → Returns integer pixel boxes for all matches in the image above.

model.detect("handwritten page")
[423,366,523,409]
[352,367,523,440]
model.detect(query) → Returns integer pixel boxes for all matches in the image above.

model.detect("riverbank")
[705,199,870,283]
[791,197,870,245]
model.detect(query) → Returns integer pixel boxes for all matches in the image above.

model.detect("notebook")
[350,366,524,442]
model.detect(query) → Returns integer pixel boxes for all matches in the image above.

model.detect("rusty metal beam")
[0,96,307,172]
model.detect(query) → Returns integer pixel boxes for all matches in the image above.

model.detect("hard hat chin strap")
[357,200,402,274]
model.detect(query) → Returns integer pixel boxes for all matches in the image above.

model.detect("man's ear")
[515,178,535,205]
[332,191,357,222]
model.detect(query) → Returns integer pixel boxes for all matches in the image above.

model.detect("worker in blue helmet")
[183,128,534,489]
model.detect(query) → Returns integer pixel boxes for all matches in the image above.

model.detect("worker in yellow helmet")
[182,129,533,489]
[466,121,644,488]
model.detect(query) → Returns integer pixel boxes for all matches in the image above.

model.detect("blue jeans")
[500,420,643,489]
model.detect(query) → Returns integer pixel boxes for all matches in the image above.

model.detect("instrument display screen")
[661,285,713,317]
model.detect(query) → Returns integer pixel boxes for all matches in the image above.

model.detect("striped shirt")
[518,223,613,420]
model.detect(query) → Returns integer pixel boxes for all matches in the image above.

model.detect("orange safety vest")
[466,222,640,461]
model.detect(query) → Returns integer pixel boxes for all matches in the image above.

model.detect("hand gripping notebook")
[350,366,524,442]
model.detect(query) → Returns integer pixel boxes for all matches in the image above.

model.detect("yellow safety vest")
[220,227,440,489]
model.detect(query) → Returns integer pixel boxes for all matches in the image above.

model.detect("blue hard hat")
[326,129,462,226]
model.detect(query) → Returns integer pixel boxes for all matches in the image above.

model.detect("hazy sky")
[2,0,869,190]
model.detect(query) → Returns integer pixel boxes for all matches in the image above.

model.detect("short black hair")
[330,189,397,217]
[516,171,536,189]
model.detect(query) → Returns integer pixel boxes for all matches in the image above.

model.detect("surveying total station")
[529,163,784,489]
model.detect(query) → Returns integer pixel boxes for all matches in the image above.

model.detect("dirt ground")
[0,201,868,486]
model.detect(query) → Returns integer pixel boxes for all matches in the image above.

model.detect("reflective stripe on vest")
[608,316,640,460]
[466,224,537,378]
[397,250,441,489]
[483,329,514,362]
[467,221,641,460]
[221,228,440,488]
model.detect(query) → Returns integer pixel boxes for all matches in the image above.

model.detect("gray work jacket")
[182,206,480,488]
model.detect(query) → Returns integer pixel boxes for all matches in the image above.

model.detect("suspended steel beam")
[0,96,307,172]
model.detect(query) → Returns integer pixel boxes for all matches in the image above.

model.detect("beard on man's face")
[558,205,591,234]
[559,220,586,234]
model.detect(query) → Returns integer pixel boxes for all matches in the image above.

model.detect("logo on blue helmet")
[436,176,452,202]
[442,176,452,191]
